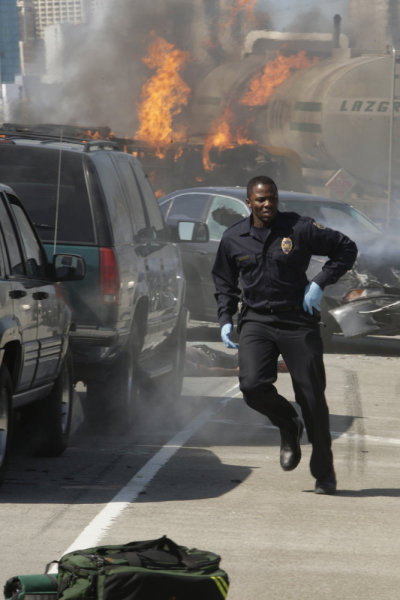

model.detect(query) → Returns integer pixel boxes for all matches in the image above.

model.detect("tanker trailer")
[190,54,268,137]
[258,53,400,192]
[191,53,400,195]
[189,54,306,189]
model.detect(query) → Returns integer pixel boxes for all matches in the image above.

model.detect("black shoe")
[315,469,337,495]
[279,417,304,471]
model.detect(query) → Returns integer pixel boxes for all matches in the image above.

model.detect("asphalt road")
[1,333,399,599]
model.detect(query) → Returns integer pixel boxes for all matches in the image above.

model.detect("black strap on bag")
[96,536,214,571]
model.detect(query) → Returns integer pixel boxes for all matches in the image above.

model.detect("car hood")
[307,231,400,337]
[327,232,400,337]
[352,232,400,288]
[311,231,400,292]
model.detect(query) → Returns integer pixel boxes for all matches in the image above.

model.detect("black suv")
[0,183,85,482]
[0,125,188,432]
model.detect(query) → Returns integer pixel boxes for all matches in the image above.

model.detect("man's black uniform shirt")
[212,210,358,326]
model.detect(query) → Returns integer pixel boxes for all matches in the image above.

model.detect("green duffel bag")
[4,574,58,600]
[55,535,229,600]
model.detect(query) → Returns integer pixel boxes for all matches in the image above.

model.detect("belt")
[251,305,301,315]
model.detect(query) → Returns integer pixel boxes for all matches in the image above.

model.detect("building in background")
[16,0,104,75]
[0,0,21,83]
[89,0,104,13]
[17,0,39,75]
[0,0,21,122]
[4,0,106,121]
[33,0,88,38]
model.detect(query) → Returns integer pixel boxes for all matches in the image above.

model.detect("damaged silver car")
[324,234,400,338]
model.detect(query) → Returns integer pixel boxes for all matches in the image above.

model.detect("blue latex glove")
[303,281,323,315]
[221,323,239,349]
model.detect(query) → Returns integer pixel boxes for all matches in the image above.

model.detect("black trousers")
[238,309,333,480]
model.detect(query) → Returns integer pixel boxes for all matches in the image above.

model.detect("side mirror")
[177,221,209,242]
[53,253,86,281]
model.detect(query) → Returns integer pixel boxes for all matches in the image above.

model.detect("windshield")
[167,193,209,220]
[279,199,381,238]
[0,146,95,244]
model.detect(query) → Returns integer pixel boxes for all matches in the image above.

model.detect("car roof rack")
[0,123,121,152]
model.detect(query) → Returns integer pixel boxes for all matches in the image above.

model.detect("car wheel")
[0,364,13,484]
[84,335,141,435]
[153,307,187,402]
[30,349,74,457]
[108,344,141,434]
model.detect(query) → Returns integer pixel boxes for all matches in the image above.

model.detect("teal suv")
[0,125,188,433]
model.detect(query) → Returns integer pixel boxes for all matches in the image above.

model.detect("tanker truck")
[189,32,400,216]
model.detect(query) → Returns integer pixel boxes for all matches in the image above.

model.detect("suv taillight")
[99,247,120,304]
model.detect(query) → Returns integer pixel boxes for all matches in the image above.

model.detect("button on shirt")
[212,211,358,326]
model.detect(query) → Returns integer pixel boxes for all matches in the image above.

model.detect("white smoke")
[256,0,348,30]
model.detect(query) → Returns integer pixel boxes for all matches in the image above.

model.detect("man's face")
[246,182,279,227]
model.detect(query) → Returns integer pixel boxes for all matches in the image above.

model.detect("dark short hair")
[246,175,278,198]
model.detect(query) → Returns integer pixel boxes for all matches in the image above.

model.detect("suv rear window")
[0,145,95,244]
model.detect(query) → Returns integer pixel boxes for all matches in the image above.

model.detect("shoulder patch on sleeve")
[312,221,326,230]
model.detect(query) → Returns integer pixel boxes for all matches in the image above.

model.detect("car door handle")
[32,291,49,300]
[9,289,27,299]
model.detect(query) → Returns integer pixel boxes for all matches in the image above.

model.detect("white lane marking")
[331,431,400,446]
[49,383,239,573]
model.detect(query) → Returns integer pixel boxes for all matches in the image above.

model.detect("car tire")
[83,327,141,434]
[30,349,74,457]
[0,364,13,484]
[152,307,187,402]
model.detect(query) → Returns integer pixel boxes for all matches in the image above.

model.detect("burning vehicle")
[159,186,400,342]
[124,31,308,195]
[110,15,399,206]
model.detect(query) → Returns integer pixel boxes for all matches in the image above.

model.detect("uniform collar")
[240,211,283,236]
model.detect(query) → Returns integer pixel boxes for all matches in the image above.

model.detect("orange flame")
[241,50,318,106]
[203,108,255,171]
[229,0,257,24]
[135,32,190,158]
[203,51,317,169]
[77,128,115,141]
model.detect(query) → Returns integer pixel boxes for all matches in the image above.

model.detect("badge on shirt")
[281,237,293,254]
[313,221,326,230]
